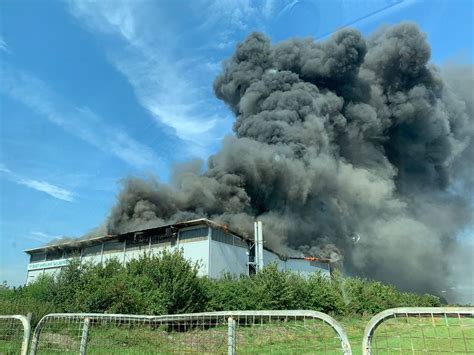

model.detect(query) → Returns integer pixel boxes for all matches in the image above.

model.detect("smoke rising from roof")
[104,23,473,297]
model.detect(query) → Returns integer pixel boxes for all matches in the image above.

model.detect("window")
[63,248,81,258]
[233,236,248,249]
[151,235,174,247]
[103,240,124,254]
[126,237,149,251]
[179,227,209,242]
[211,228,233,245]
[83,244,102,256]
[46,250,63,261]
[30,252,46,263]
[212,228,248,248]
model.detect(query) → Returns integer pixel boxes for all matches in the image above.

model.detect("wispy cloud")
[68,1,246,156]
[0,164,74,202]
[1,65,161,168]
[0,36,12,54]
[196,0,269,48]
[28,230,62,243]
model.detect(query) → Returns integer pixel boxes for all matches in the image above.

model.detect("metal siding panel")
[285,259,331,277]
[102,252,123,264]
[209,240,248,278]
[26,269,43,284]
[43,268,61,277]
[263,249,284,269]
[124,248,148,263]
[180,239,210,277]
[81,255,103,264]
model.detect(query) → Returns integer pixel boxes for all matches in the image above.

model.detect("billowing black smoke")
[104,23,473,296]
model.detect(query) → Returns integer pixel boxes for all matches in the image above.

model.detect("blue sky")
[1,0,472,286]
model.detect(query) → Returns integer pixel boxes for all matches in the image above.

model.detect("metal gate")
[30,310,351,354]
[0,315,31,355]
[362,307,474,354]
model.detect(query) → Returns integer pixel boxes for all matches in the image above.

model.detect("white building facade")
[25,219,330,284]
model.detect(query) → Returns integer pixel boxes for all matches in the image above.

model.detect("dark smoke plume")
[104,23,473,296]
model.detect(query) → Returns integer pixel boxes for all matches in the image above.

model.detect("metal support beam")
[254,221,264,272]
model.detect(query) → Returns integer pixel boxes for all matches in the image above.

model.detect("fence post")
[21,314,32,355]
[79,317,91,355]
[227,316,236,355]
[30,326,39,355]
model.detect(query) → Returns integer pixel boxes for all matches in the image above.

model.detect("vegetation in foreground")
[2,252,470,353]
[0,249,440,327]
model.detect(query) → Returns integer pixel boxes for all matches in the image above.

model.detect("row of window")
[29,226,251,263]
[30,248,82,262]
[180,227,209,240]
[211,228,248,248]
[29,226,217,262]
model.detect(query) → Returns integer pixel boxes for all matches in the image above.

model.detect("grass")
[1,316,473,354]
[362,316,474,354]
[0,322,25,355]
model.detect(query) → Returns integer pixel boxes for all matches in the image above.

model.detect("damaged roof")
[24,218,330,263]
[24,218,233,253]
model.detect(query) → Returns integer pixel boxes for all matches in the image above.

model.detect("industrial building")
[24,218,330,284]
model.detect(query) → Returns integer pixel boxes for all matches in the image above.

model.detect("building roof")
[23,218,229,253]
[24,218,330,263]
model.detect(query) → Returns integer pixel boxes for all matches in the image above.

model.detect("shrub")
[205,274,257,311]
[126,249,208,315]
[251,264,295,310]
[2,251,443,318]
[0,278,56,326]
[306,271,347,315]
[343,277,400,314]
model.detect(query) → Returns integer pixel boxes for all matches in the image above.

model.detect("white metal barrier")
[0,315,31,355]
[362,307,474,354]
[30,310,351,354]
[4,306,472,354]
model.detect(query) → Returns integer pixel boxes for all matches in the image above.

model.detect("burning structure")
[24,23,473,299]
[25,219,330,284]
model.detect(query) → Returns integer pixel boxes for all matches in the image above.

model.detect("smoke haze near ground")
[100,23,472,298]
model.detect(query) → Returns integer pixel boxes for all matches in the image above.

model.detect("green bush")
[343,277,401,314]
[126,249,208,315]
[45,249,208,315]
[0,277,56,325]
[342,277,441,315]
[306,271,347,315]
[204,274,257,311]
[0,251,442,319]
[252,264,295,309]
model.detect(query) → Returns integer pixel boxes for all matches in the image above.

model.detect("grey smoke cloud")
[105,23,473,297]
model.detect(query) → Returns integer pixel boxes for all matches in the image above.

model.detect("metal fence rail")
[362,307,474,354]
[164,310,351,354]
[30,310,351,354]
[0,315,31,355]
[232,310,350,354]
[30,314,167,354]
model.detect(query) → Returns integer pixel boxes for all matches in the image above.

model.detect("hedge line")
[0,249,440,324]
